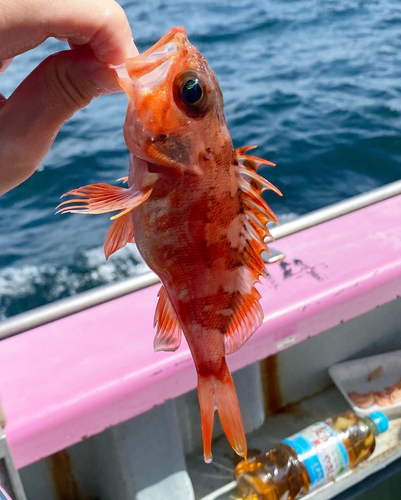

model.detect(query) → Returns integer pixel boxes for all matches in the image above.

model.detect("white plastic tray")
[329,350,401,418]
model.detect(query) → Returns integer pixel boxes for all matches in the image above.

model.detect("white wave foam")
[0,243,149,320]
[275,211,299,224]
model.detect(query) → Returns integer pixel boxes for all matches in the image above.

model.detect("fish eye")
[181,79,203,105]
[174,72,210,117]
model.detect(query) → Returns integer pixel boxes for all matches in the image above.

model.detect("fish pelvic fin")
[104,212,135,260]
[56,183,151,220]
[197,361,247,463]
[153,286,182,352]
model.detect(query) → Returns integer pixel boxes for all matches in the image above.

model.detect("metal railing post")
[0,401,27,500]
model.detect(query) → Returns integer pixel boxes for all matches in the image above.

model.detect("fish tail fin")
[214,363,247,460]
[197,374,215,463]
[197,361,247,463]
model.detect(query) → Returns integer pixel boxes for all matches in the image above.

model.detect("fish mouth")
[124,27,188,81]
[145,131,191,168]
[118,27,199,172]
[127,119,192,171]
[124,116,170,162]
[114,26,188,100]
[147,134,193,171]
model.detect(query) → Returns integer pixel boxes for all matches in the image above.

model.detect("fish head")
[116,27,231,173]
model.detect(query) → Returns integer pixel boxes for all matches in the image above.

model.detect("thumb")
[0,46,122,195]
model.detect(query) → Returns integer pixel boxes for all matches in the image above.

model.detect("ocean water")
[1,0,401,319]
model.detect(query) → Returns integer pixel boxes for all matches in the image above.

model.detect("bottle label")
[283,422,349,489]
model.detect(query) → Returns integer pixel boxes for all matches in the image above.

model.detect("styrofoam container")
[329,350,401,419]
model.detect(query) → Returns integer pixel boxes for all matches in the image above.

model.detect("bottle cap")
[368,411,389,434]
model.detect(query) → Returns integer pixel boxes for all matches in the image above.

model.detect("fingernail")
[129,39,139,58]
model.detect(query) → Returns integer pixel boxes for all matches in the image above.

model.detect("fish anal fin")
[153,286,182,352]
[224,289,264,355]
[197,361,247,462]
[104,212,135,260]
[56,183,151,219]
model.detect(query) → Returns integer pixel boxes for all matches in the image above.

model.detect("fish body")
[57,27,281,462]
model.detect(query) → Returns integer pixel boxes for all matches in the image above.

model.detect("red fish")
[57,27,281,462]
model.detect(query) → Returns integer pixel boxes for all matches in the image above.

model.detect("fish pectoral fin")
[224,289,264,355]
[153,286,182,352]
[104,212,135,260]
[56,183,152,219]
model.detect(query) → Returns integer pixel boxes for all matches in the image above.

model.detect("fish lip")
[126,114,168,158]
[124,27,188,81]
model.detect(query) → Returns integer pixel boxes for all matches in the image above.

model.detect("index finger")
[0,0,138,64]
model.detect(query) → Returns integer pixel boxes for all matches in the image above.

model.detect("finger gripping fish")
[57,27,282,463]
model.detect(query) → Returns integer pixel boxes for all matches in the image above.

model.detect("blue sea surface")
[1,0,401,319]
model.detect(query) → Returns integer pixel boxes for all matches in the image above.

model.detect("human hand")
[0,0,138,195]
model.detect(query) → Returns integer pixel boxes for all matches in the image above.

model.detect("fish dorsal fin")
[221,147,282,355]
[56,183,151,220]
[104,212,135,260]
[224,287,264,355]
[235,145,282,259]
[153,286,182,352]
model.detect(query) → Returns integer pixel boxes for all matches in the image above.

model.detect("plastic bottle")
[234,411,389,500]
